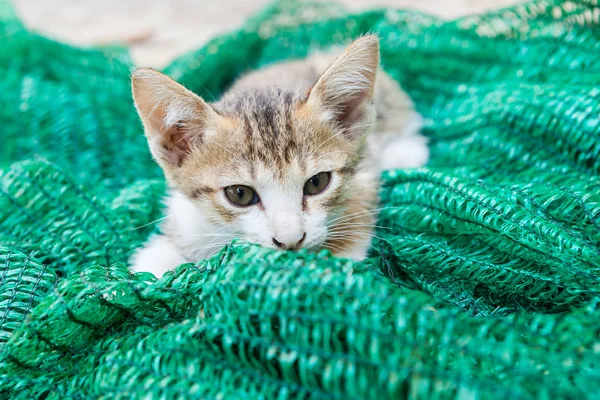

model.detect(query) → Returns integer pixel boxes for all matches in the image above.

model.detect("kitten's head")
[132,35,379,253]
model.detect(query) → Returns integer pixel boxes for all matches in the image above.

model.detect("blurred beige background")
[13,0,523,66]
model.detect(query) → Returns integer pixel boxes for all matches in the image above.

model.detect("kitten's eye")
[224,185,260,207]
[304,172,331,196]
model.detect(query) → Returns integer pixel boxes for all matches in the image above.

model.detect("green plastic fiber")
[1,0,600,398]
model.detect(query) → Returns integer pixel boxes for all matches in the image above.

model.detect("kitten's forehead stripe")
[214,88,307,175]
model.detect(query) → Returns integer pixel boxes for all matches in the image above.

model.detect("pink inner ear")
[307,61,376,133]
[158,122,193,167]
[336,92,371,128]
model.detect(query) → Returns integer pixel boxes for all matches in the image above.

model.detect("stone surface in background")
[13,0,522,66]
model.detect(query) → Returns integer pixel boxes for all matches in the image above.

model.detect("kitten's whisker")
[190,234,236,244]
[186,241,235,257]
[325,242,345,253]
[173,233,238,241]
[206,246,226,260]
[186,241,223,252]
[327,232,372,241]
[327,208,384,223]
[189,233,243,253]
[329,219,388,227]
[128,216,168,231]
[327,229,386,238]
[326,214,380,228]
[204,236,247,259]
[327,210,383,225]
[331,222,389,228]
[329,218,387,227]
[327,206,405,225]
[329,234,390,259]
[328,224,391,232]
[207,234,231,247]
[327,230,391,244]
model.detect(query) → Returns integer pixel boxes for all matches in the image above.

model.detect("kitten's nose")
[272,233,306,250]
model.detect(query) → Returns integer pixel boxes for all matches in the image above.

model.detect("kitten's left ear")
[306,34,379,138]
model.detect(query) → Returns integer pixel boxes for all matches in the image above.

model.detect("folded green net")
[1,0,599,398]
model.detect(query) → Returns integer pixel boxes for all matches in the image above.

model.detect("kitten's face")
[132,35,381,255]
[167,90,371,251]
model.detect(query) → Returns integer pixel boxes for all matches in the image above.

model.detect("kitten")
[130,35,428,277]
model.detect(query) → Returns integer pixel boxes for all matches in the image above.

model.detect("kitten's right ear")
[131,68,219,168]
[306,35,379,139]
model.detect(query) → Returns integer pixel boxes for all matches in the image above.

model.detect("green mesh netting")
[1,0,600,398]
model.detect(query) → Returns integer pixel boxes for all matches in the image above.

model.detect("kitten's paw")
[379,135,430,170]
[130,235,187,278]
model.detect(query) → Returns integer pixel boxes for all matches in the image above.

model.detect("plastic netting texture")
[1,0,600,398]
